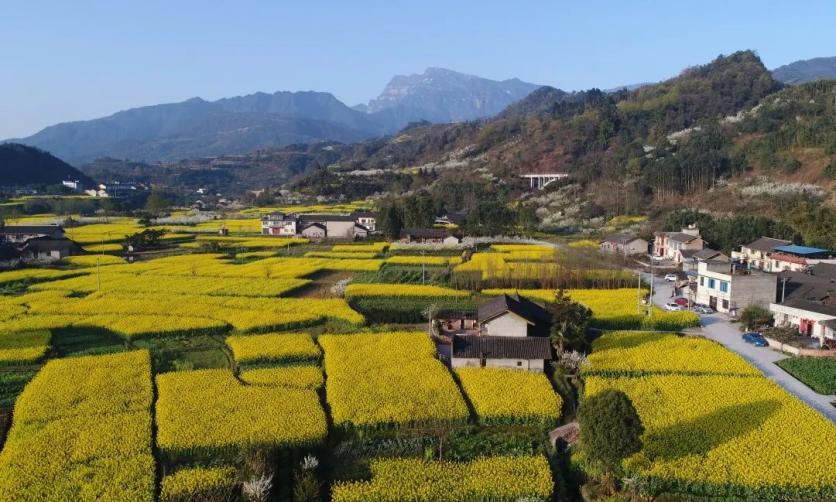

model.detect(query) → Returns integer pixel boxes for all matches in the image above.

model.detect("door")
[709,296,717,310]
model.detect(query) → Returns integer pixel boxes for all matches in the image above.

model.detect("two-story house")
[653,225,704,263]
[599,233,648,256]
[695,261,777,315]
[451,294,553,372]
[770,263,836,347]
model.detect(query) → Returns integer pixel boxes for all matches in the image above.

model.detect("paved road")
[643,273,836,423]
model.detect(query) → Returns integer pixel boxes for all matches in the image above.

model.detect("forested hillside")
[291,51,835,247]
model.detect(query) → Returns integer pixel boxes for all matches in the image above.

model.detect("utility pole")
[421,250,426,285]
[781,276,788,302]
[96,256,101,291]
[648,262,654,317]
[637,271,641,315]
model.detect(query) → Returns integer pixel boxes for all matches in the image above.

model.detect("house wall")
[769,303,836,345]
[356,217,376,231]
[451,357,545,372]
[301,227,326,239]
[261,221,296,236]
[324,221,355,239]
[442,236,461,245]
[482,312,529,337]
[696,265,777,313]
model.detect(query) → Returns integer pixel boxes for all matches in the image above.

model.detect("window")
[517,361,523,367]
[722,299,729,310]
[699,277,705,286]
[708,278,716,289]
[720,281,728,293]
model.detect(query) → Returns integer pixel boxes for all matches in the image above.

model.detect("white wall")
[483,312,529,337]
[452,357,545,372]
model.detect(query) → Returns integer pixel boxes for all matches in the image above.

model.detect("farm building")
[452,294,553,372]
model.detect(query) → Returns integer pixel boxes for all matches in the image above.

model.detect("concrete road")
[643,272,836,423]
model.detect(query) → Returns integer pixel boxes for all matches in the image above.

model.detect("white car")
[664,273,678,282]
[651,255,665,262]
[664,302,684,311]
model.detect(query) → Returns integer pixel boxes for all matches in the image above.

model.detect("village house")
[599,233,648,256]
[682,248,728,274]
[769,263,836,347]
[353,212,377,232]
[0,224,66,244]
[731,236,790,271]
[732,237,835,273]
[695,261,777,315]
[399,228,462,245]
[451,294,553,372]
[19,237,81,263]
[261,212,372,239]
[653,225,703,263]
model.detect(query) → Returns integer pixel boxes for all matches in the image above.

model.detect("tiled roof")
[452,334,552,360]
[602,233,643,245]
[692,248,725,260]
[0,225,63,235]
[743,236,791,253]
[665,232,699,243]
[478,293,552,325]
[777,298,836,317]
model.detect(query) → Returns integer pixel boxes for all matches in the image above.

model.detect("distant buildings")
[452,294,553,372]
[599,233,648,256]
[399,228,462,245]
[0,224,79,265]
[84,181,146,198]
[732,237,834,273]
[653,225,704,263]
[261,212,374,240]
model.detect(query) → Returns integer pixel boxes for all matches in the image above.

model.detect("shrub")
[577,389,644,475]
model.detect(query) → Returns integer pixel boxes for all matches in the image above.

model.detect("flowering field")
[64,255,125,267]
[482,288,700,330]
[332,242,390,253]
[239,365,324,389]
[455,368,561,426]
[321,331,469,428]
[0,351,155,501]
[0,330,50,365]
[385,255,462,266]
[345,283,470,299]
[455,252,560,281]
[156,369,327,458]
[226,333,320,365]
[160,466,237,502]
[305,251,380,259]
[584,331,836,500]
[331,455,553,502]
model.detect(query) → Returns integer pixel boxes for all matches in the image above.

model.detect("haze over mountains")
[8,69,541,165]
[4,56,834,167]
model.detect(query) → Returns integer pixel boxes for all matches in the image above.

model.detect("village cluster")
[0,202,834,502]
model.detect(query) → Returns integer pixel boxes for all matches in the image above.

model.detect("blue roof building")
[773,244,833,258]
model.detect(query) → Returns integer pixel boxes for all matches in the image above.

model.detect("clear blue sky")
[2,0,834,138]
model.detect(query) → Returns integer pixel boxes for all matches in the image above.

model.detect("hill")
[772,56,836,84]
[0,143,94,187]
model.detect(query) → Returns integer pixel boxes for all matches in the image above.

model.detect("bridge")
[520,173,569,189]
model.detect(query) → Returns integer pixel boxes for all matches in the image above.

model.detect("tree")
[123,229,165,252]
[739,305,773,331]
[144,189,173,213]
[577,389,644,489]
[549,289,593,352]
[377,201,403,240]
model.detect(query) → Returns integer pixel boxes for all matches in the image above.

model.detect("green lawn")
[776,357,836,395]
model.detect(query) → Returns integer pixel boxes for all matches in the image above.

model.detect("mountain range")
[4,55,834,169]
[7,69,541,165]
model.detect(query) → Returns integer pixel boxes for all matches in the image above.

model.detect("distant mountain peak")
[364,67,541,123]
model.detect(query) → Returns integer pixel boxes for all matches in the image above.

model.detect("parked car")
[651,255,666,262]
[673,297,689,307]
[694,305,715,314]
[664,273,678,282]
[664,302,684,311]
[742,332,769,347]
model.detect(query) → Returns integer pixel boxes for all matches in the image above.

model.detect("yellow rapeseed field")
[456,368,561,426]
[156,369,327,457]
[385,255,462,266]
[0,350,155,501]
[344,283,469,299]
[239,365,324,389]
[332,455,554,502]
[321,331,469,428]
[160,466,237,502]
[227,333,321,364]
[584,331,836,499]
[0,330,50,365]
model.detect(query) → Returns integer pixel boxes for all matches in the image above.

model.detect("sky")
[1,0,834,138]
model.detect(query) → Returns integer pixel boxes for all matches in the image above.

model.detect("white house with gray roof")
[653,225,704,263]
